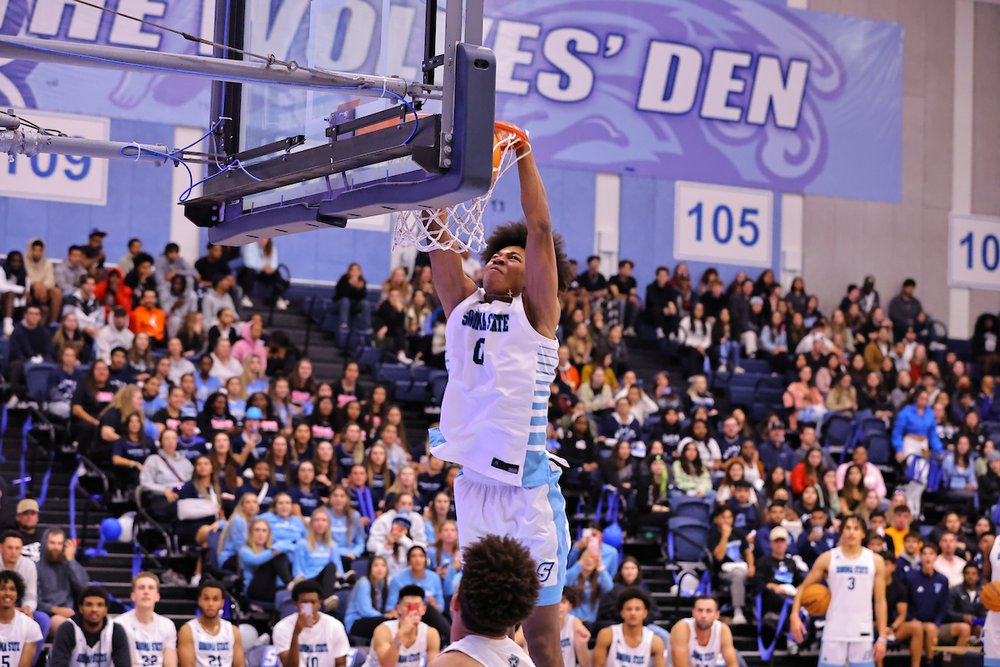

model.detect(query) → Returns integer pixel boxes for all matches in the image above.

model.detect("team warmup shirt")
[116,609,177,667]
[0,611,42,666]
[272,612,350,667]
[184,618,235,667]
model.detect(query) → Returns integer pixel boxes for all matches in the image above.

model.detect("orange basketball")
[802,583,832,616]
[982,582,1000,612]
[493,121,529,171]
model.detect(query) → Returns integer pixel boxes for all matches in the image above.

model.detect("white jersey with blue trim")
[824,546,876,642]
[184,618,235,667]
[560,613,575,667]
[609,624,653,667]
[0,611,41,667]
[433,288,558,488]
[681,618,721,667]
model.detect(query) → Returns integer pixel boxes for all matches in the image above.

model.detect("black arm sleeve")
[49,621,76,666]
[112,624,133,667]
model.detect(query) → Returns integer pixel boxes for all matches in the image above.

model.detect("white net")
[392,126,530,254]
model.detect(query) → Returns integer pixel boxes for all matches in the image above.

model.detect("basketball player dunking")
[791,515,889,667]
[427,142,573,667]
[982,533,1000,667]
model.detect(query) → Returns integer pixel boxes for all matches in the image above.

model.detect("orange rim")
[494,120,529,147]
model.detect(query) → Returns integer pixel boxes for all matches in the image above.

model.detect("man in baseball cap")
[15,500,40,563]
[755,526,804,620]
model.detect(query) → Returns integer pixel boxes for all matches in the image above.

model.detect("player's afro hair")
[481,221,574,292]
[0,570,25,605]
[458,534,540,635]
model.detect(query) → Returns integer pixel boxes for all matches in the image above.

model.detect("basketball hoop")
[392,121,530,254]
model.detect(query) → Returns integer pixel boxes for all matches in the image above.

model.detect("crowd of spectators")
[1,229,1000,662]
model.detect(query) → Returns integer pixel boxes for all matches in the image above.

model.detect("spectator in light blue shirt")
[260,492,307,546]
[567,549,613,624]
[344,556,390,640]
[892,388,943,462]
[326,485,366,566]
[292,507,352,599]
[942,435,978,493]
[385,545,451,641]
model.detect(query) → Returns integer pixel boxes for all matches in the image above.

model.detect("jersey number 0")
[473,338,485,365]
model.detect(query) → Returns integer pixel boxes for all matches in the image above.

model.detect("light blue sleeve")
[442,562,461,597]
[349,578,382,622]
[386,574,404,609]
[329,542,345,574]
[597,569,614,594]
[428,572,445,605]
[347,515,366,557]
[291,542,307,578]
[566,561,582,582]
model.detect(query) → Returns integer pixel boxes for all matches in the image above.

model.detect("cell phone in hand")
[301,602,314,621]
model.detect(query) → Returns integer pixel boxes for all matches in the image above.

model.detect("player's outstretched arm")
[516,149,560,339]
[719,625,739,667]
[17,642,35,667]
[232,626,245,667]
[592,626,613,667]
[669,621,691,667]
[873,554,889,662]
[650,634,667,667]
[176,624,194,667]
[572,617,592,667]
[790,550,831,642]
[426,211,478,318]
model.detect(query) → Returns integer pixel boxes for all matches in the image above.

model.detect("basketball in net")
[392,121,530,254]
[801,583,832,616]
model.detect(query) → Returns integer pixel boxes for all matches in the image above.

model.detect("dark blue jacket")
[906,568,950,625]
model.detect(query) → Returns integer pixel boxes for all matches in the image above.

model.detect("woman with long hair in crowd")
[386,545,450,639]
[364,442,394,511]
[176,454,224,586]
[384,466,421,513]
[428,519,461,600]
[671,441,714,505]
[208,432,243,515]
[344,556,391,640]
[423,491,453,543]
[288,357,317,417]
[790,447,826,497]
[289,460,322,517]
[838,464,867,515]
[292,507,352,603]
[239,518,296,602]
[312,440,336,495]
[289,421,315,462]
[566,549,613,627]
[375,422,410,475]
[268,377,294,435]
[217,492,260,571]
[128,332,155,380]
[326,485,365,569]
[715,459,758,505]
[265,435,294,490]
[362,385,389,439]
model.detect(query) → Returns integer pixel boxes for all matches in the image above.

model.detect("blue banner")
[0,0,902,203]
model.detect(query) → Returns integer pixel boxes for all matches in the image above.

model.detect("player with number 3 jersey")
[791,516,889,667]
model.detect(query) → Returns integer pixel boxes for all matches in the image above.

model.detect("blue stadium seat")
[738,358,772,375]
[866,434,892,466]
[667,516,710,562]
[25,363,57,402]
[728,386,756,409]
[823,414,854,451]
[670,496,711,523]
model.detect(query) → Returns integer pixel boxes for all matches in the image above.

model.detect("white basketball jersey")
[609,624,654,667]
[69,619,116,666]
[117,610,177,667]
[824,546,876,642]
[560,613,575,667]
[185,618,235,667]
[681,619,721,667]
[433,289,558,488]
[0,611,42,666]
[990,536,1000,584]
[442,634,536,667]
[363,620,428,667]
[272,612,350,667]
